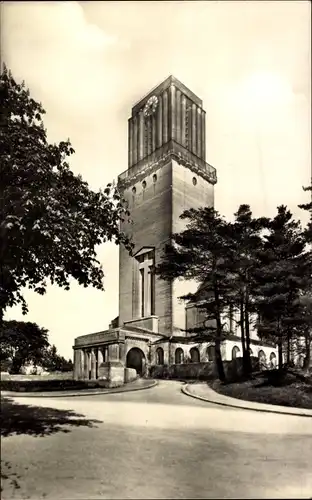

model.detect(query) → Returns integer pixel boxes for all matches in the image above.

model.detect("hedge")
[0,378,110,393]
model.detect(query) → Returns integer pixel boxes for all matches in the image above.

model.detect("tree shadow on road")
[1,396,102,438]
[1,397,103,495]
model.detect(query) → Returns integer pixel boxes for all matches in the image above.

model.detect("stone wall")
[171,159,214,333]
[119,160,173,334]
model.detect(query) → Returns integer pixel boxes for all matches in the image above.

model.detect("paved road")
[1,380,312,499]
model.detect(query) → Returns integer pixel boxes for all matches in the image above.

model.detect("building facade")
[73,76,277,381]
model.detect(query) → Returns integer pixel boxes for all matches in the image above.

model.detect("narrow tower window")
[136,250,155,318]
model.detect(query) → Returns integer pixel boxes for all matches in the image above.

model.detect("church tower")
[118,76,217,336]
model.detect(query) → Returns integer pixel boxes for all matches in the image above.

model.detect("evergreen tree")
[229,205,269,375]
[156,207,236,382]
[297,185,312,370]
[298,184,312,242]
[253,206,306,369]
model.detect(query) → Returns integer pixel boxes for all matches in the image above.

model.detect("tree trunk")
[303,330,312,372]
[10,356,23,374]
[278,341,283,370]
[240,297,249,377]
[214,283,226,382]
[286,331,291,364]
[214,333,226,382]
[244,299,252,376]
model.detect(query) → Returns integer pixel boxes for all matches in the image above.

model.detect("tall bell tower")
[118,76,217,336]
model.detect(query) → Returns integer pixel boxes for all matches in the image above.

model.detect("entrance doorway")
[126,347,146,376]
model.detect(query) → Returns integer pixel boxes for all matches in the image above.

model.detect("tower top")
[118,76,217,187]
[132,75,203,116]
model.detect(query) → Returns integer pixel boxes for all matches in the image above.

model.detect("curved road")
[1,380,312,499]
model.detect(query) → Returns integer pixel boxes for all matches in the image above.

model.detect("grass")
[211,369,312,410]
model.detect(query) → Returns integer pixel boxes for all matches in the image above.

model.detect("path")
[1,380,312,499]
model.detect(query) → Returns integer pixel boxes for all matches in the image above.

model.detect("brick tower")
[117,76,217,337]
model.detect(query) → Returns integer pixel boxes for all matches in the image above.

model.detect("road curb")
[1,379,158,399]
[181,384,312,418]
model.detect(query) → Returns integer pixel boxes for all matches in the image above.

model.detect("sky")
[2,0,311,359]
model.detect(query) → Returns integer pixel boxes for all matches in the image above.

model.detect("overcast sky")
[3,0,311,359]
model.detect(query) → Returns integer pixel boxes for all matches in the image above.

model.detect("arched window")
[232,346,240,360]
[190,347,200,363]
[156,347,164,365]
[269,352,277,368]
[207,345,215,362]
[175,348,184,364]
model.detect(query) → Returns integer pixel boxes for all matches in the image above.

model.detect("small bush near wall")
[150,357,260,383]
[1,371,74,382]
[0,378,110,393]
[150,362,217,381]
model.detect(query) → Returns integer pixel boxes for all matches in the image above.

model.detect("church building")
[73,76,277,381]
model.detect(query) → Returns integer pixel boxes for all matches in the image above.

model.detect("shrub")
[0,378,109,392]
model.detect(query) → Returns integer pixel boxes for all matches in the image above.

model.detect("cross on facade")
[138,251,155,317]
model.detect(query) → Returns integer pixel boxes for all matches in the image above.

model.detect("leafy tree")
[42,344,73,372]
[156,207,236,382]
[0,320,49,374]
[254,206,307,368]
[0,66,133,321]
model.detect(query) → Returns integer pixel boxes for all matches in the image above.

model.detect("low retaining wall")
[150,357,260,382]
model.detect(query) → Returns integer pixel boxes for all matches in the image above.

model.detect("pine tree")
[253,206,306,369]
[156,207,236,382]
[298,184,312,370]
[229,205,269,376]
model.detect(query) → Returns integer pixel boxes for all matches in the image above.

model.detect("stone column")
[132,115,138,165]
[170,84,176,142]
[84,350,89,379]
[139,111,144,161]
[196,107,201,158]
[73,349,79,380]
[119,342,126,365]
[176,89,181,145]
[181,94,186,147]
[98,347,104,366]
[152,115,156,152]
[90,348,96,379]
[162,89,168,143]
[191,103,197,155]
[147,118,152,156]
[145,267,151,317]
[156,96,162,148]
[108,344,119,362]
[128,119,133,167]
[78,349,84,379]
[201,110,206,160]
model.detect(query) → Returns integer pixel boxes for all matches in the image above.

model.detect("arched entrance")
[126,347,146,376]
